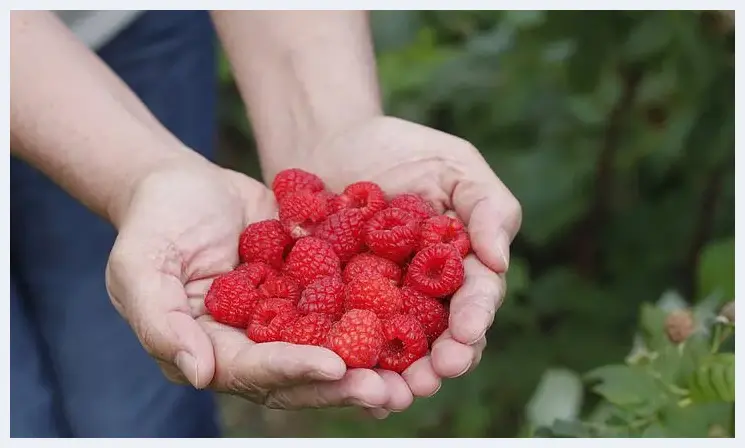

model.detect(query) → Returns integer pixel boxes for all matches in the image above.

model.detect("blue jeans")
[10,11,221,438]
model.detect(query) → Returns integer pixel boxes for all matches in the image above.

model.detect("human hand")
[105,154,403,410]
[262,116,522,417]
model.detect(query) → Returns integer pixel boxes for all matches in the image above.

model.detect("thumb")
[106,256,216,389]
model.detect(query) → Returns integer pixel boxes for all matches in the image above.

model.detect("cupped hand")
[104,155,402,411]
[265,116,522,416]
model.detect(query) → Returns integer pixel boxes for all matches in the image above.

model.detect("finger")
[374,369,414,412]
[448,256,505,345]
[467,337,487,374]
[108,254,216,389]
[401,356,441,397]
[264,368,389,410]
[430,330,476,378]
[219,338,347,392]
[450,174,521,273]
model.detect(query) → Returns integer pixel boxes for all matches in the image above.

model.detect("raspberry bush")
[205,168,471,373]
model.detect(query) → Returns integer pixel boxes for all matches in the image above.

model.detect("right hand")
[105,154,413,411]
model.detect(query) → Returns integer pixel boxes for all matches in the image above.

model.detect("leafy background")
[214,11,735,438]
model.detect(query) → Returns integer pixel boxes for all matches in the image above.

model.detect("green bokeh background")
[214,11,735,437]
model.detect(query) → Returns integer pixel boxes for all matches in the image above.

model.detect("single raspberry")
[282,237,342,288]
[257,274,301,304]
[328,181,387,220]
[389,193,437,221]
[297,276,346,321]
[314,208,366,263]
[664,309,695,344]
[234,261,277,287]
[364,208,419,263]
[325,309,384,368]
[345,273,403,320]
[280,312,333,346]
[419,215,470,258]
[271,168,325,203]
[247,298,299,343]
[378,314,428,373]
[204,269,261,328]
[405,243,465,298]
[238,219,294,268]
[401,286,449,344]
[343,253,402,285]
[278,190,329,239]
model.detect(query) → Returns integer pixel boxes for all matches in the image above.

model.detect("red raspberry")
[378,314,428,373]
[364,208,419,263]
[419,215,470,258]
[282,237,342,288]
[343,253,402,285]
[405,243,465,298]
[314,208,366,263]
[272,168,325,203]
[328,181,387,220]
[257,274,301,304]
[401,287,449,344]
[325,309,384,368]
[297,276,346,321]
[238,219,294,269]
[389,193,437,221]
[204,269,261,328]
[345,273,403,320]
[280,312,333,346]
[278,190,329,239]
[234,261,277,287]
[247,298,299,343]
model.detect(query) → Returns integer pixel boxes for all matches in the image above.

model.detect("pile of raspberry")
[204,168,471,373]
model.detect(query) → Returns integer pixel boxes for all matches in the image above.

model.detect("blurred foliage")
[216,10,734,438]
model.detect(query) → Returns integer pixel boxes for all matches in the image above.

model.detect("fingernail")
[497,231,510,271]
[427,382,442,398]
[175,351,199,388]
[369,408,391,419]
[455,360,473,378]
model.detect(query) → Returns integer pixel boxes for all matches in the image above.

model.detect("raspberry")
[234,261,277,287]
[280,312,333,346]
[378,314,428,373]
[272,168,325,203]
[389,193,437,221]
[204,269,261,328]
[405,243,465,298]
[401,287,449,344]
[419,215,470,258]
[364,208,419,263]
[328,181,387,220]
[238,219,294,269]
[343,253,402,285]
[257,274,301,304]
[314,208,366,263]
[345,273,403,320]
[325,309,384,368]
[278,190,329,239]
[664,309,695,344]
[297,276,346,321]
[247,298,299,343]
[282,237,342,288]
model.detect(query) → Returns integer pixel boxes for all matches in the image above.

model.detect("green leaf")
[638,302,671,352]
[622,13,674,62]
[641,423,667,437]
[585,365,666,409]
[526,368,584,427]
[696,238,735,302]
[547,419,591,438]
[688,353,735,403]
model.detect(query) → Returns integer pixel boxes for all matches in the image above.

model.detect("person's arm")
[210,11,383,180]
[10,11,199,226]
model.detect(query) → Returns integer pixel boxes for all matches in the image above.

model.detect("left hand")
[263,116,522,418]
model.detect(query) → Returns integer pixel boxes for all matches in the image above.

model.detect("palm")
[263,116,521,408]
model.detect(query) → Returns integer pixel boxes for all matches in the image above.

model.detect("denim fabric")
[10,11,221,438]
